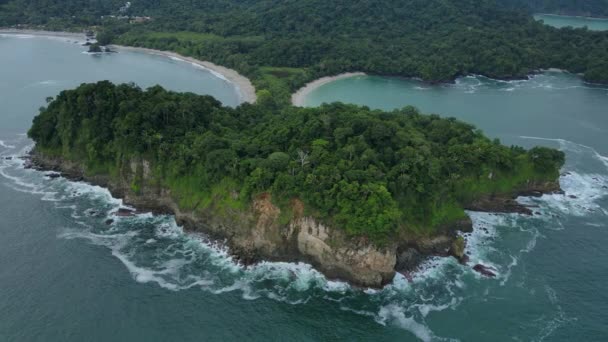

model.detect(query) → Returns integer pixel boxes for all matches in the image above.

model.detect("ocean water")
[534,13,608,31]
[1,36,608,341]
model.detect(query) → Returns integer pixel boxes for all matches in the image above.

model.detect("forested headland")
[2,0,608,104]
[29,82,564,242]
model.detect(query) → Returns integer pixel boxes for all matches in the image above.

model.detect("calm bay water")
[1,36,608,341]
[534,13,608,30]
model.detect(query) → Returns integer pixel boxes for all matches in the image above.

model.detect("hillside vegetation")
[504,0,608,17]
[2,0,608,104]
[29,82,564,242]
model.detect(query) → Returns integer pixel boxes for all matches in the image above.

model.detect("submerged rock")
[473,264,497,277]
[114,208,136,217]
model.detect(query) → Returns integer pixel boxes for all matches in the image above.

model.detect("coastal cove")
[0,30,256,105]
[534,13,608,30]
[0,32,607,342]
[297,72,608,152]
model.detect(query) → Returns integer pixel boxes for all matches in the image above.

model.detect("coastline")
[534,13,608,21]
[0,29,257,104]
[291,72,365,107]
[0,29,85,40]
[26,148,563,287]
[110,45,256,104]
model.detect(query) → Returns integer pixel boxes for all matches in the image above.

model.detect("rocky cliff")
[29,150,562,288]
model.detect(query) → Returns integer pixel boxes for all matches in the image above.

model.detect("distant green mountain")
[2,0,608,91]
[502,0,608,17]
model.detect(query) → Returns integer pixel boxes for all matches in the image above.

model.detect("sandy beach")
[291,72,365,107]
[111,45,256,104]
[0,29,256,104]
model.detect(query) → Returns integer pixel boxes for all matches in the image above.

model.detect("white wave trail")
[0,140,16,149]
[518,136,608,169]
[167,55,229,82]
[377,305,435,342]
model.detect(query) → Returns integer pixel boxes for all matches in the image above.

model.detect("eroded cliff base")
[27,149,562,288]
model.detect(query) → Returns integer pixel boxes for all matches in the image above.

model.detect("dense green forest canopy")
[504,0,608,17]
[2,0,607,102]
[29,82,564,242]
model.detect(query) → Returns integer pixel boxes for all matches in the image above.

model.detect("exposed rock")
[466,180,562,215]
[473,264,497,277]
[466,196,533,215]
[291,217,396,287]
[568,195,578,199]
[449,236,466,262]
[395,247,422,272]
[114,208,136,217]
[27,149,561,288]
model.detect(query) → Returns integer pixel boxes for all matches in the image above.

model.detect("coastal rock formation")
[29,150,561,288]
[473,264,497,277]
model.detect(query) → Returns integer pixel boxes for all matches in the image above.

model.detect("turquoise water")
[534,13,608,30]
[1,36,608,341]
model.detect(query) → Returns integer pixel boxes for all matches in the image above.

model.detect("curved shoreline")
[111,45,256,104]
[0,28,84,39]
[0,29,256,104]
[291,72,365,107]
[534,13,608,21]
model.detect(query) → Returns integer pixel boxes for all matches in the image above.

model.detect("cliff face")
[29,151,561,287]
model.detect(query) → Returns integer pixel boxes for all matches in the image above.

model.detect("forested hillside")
[503,0,608,17]
[2,0,608,97]
[29,82,564,242]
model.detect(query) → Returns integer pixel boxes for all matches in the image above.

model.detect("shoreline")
[291,72,365,107]
[111,45,256,104]
[0,29,256,104]
[534,13,608,21]
[26,148,564,287]
[0,29,85,40]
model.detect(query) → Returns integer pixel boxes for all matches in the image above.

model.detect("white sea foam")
[517,172,607,217]
[500,255,519,286]
[189,62,229,82]
[415,297,460,317]
[169,56,185,62]
[376,305,434,342]
[0,140,15,149]
[167,55,229,82]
